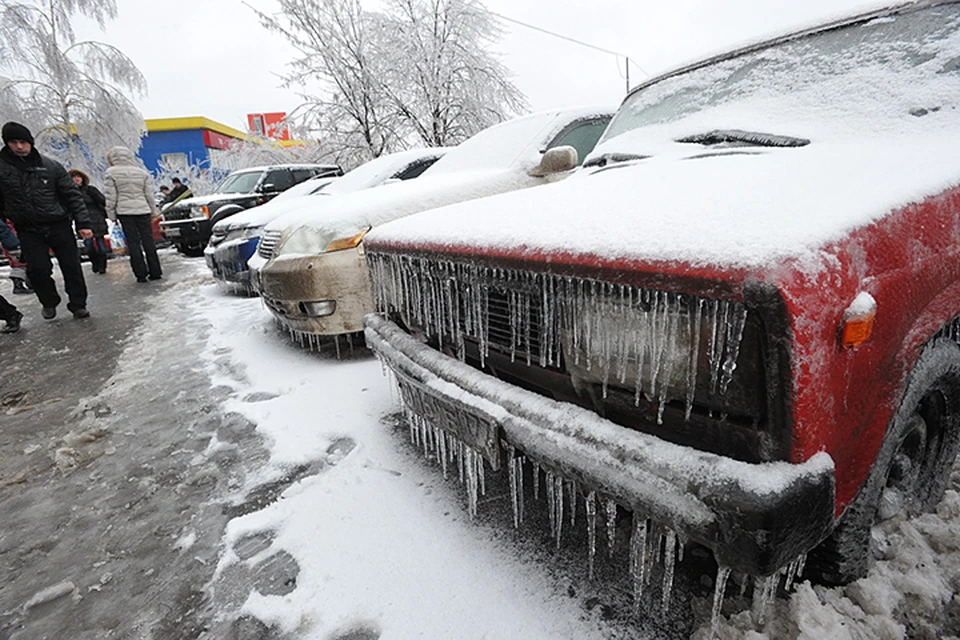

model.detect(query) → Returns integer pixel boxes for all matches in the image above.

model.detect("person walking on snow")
[69,169,110,274]
[0,218,23,332]
[0,122,92,320]
[104,146,162,283]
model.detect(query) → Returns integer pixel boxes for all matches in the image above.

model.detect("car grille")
[161,205,191,221]
[258,231,282,259]
[367,252,782,462]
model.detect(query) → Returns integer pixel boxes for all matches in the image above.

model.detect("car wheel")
[806,337,960,585]
[180,244,205,258]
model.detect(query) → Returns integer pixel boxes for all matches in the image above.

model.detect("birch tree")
[0,0,147,172]
[252,0,527,166]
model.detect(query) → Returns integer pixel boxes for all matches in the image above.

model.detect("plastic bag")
[109,221,128,256]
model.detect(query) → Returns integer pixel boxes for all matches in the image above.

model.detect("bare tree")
[250,0,527,166]
[381,0,527,146]
[0,0,147,174]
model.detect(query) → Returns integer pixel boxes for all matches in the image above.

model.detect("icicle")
[660,529,677,613]
[532,462,541,500]
[546,471,556,538]
[517,456,525,525]
[605,499,617,557]
[569,480,578,529]
[719,305,748,395]
[629,514,649,612]
[465,448,479,520]
[710,567,732,640]
[586,491,597,579]
[439,429,448,479]
[508,449,519,529]
[751,574,777,626]
[478,455,486,497]
[554,475,564,550]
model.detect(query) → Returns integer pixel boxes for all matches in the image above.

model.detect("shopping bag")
[109,221,128,256]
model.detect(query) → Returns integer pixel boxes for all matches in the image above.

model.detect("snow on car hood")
[214,193,330,233]
[365,133,960,273]
[173,192,250,208]
[264,168,558,255]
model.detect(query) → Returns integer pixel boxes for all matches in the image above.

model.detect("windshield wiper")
[582,152,648,169]
[677,129,810,148]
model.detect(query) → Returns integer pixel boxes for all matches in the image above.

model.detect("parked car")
[362,0,960,617]
[205,148,448,293]
[160,163,342,257]
[249,107,614,341]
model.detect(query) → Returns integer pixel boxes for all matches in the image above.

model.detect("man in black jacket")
[0,122,92,319]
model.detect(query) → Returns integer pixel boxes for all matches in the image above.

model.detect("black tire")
[179,243,205,258]
[807,338,960,585]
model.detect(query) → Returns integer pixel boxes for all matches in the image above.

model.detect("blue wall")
[138,129,210,175]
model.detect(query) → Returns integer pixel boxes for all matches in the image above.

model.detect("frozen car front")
[205,176,338,292]
[364,1,960,588]
[207,149,448,293]
[254,108,613,342]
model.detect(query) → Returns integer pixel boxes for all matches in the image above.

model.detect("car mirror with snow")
[528,145,578,178]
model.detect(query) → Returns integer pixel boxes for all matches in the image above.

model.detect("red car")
[363,0,960,613]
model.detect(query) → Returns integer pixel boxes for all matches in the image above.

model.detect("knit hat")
[2,122,34,146]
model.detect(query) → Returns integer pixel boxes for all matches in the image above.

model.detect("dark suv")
[160,163,342,256]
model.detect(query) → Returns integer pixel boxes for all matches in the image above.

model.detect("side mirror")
[528,145,578,178]
[259,183,276,193]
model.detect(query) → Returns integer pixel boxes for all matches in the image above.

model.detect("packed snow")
[149,260,960,639]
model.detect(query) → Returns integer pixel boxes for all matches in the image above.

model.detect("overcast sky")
[75,0,889,134]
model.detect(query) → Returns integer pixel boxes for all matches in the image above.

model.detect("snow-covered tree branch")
[0,0,146,178]
[249,0,527,167]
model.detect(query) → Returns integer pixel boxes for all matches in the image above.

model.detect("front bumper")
[205,237,259,285]
[160,218,211,246]
[364,314,836,577]
[258,247,375,336]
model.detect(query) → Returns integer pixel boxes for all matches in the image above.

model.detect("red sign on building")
[247,112,290,141]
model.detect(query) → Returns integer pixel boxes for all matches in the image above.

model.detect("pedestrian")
[104,146,162,283]
[0,218,23,332]
[69,169,110,275]
[167,177,190,203]
[0,122,92,320]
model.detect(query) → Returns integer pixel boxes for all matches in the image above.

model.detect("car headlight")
[275,225,370,257]
[190,205,210,218]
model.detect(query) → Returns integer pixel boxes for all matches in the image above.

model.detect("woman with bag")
[104,146,162,283]
[69,169,110,274]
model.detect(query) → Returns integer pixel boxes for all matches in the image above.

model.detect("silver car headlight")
[224,226,263,243]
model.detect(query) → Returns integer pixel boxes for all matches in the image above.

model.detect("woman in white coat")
[104,146,162,282]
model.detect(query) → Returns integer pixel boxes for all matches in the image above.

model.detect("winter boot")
[11,277,32,294]
[2,310,22,333]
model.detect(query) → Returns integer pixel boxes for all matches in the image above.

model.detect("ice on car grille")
[369,253,751,424]
[258,230,282,259]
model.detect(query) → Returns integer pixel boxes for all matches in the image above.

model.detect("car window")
[392,157,441,181]
[546,118,611,165]
[291,169,315,184]
[264,169,295,192]
[215,171,264,194]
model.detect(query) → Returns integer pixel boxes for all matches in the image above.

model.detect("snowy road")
[1,253,958,639]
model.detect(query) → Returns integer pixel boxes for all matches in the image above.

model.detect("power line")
[490,11,649,94]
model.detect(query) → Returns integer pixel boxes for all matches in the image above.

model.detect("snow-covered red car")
[363,0,960,613]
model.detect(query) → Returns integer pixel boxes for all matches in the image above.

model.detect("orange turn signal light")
[326,227,370,252]
[201,205,210,218]
[840,292,877,349]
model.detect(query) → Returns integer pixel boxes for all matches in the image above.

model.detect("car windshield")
[215,171,263,194]
[599,3,960,150]
[324,153,428,196]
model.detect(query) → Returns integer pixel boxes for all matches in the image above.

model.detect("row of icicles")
[401,405,807,638]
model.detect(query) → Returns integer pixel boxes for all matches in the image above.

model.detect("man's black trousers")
[19,221,88,311]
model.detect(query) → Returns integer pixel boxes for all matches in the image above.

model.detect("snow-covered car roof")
[215,147,450,233]
[263,106,614,244]
[366,2,960,273]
